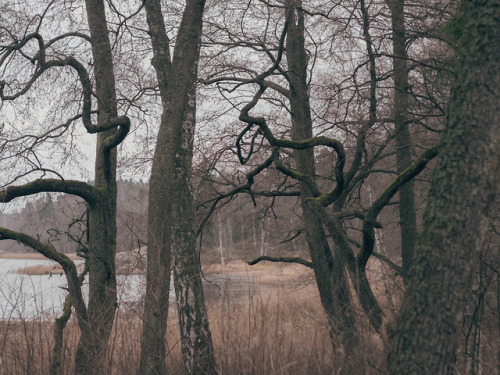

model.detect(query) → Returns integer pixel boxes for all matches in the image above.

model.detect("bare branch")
[0,179,103,206]
[357,145,439,271]
[247,255,313,268]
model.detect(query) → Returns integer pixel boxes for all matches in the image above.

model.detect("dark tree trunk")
[139,2,174,373]
[387,1,500,373]
[74,1,120,373]
[388,0,417,281]
[284,0,360,366]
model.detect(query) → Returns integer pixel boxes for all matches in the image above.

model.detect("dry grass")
[209,287,334,374]
[0,320,54,374]
[0,261,396,374]
[106,283,336,375]
[1,258,498,374]
[0,262,338,374]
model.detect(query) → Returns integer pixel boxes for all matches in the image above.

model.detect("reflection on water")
[0,258,261,321]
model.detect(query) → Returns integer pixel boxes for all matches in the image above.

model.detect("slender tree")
[387,0,418,280]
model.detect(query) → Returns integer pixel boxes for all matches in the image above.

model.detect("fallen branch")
[247,255,313,268]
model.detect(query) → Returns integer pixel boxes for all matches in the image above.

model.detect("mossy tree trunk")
[386,1,500,373]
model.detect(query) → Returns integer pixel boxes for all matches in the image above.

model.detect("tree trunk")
[139,1,174,373]
[172,82,217,375]
[389,0,417,281]
[140,1,216,373]
[75,1,120,373]
[284,0,360,366]
[386,1,500,373]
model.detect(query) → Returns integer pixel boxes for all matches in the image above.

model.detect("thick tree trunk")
[140,1,216,373]
[386,1,500,373]
[74,1,120,373]
[389,0,417,280]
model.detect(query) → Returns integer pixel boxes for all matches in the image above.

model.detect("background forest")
[0,0,499,374]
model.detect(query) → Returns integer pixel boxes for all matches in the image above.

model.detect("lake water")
[0,258,260,321]
[0,258,150,321]
[0,258,76,320]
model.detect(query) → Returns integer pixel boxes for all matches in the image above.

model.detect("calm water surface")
[0,258,260,321]
[0,258,149,321]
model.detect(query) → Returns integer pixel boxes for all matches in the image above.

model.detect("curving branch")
[235,123,262,165]
[0,33,130,147]
[102,115,131,150]
[0,178,104,206]
[357,145,439,271]
[238,86,346,198]
[0,226,89,324]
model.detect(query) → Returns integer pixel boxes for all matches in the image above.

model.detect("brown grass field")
[0,258,391,374]
[2,257,497,374]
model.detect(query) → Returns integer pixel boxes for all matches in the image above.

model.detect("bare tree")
[0,1,130,373]
[200,1,445,370]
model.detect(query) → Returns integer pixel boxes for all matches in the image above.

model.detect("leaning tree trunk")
[386,1,500,373]
[74,1,120,373]
[284,0,360,366]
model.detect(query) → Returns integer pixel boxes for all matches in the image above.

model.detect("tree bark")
[389,0,418,281]
[172,82,217,374]
[284,0,360,366]
[139,1,174,373]
[73,1,122,373]
[386,1,500,373]
[140,1,216,374]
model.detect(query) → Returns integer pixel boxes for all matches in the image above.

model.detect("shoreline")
[0,250,81,260]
